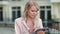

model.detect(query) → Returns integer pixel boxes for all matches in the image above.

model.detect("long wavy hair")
[23,0,40,28]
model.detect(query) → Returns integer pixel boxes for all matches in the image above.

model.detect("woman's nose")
[33,13,37,15]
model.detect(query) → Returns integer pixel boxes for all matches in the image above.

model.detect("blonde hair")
[23,0,39,20]
[22,0,40,28]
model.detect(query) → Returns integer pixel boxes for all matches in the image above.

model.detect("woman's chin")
[31,16,35,19]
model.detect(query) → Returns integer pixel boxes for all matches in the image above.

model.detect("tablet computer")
[35,28,46,33]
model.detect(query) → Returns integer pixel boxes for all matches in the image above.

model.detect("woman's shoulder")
[37,18,42,21]
[15,17,23,22]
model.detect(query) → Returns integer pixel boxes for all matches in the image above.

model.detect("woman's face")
[27,5,38,18]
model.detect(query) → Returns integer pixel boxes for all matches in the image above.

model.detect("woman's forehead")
[30,6,37,11]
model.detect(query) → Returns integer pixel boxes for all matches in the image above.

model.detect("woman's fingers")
[37,31,45,34]
[29,27,35,32]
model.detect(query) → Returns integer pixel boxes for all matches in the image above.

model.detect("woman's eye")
[31,10,37,12]
[32,10,34,12]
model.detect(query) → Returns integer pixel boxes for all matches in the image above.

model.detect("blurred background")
[0,0,60,34]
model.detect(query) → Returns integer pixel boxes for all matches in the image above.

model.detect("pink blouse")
[15,17,43,34]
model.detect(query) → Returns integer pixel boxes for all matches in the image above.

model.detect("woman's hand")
[37,30,45,34]
[29,27,35,34]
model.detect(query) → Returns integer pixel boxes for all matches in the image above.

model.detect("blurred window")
[0,7,3,21]
[12,7,21,21]
[40,6,51,27]
[40,6,51,21]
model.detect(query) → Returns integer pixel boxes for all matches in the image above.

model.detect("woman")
[15,0,45,34]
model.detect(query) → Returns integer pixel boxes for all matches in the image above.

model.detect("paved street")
[0,27,14,34]
[0,27,60,34]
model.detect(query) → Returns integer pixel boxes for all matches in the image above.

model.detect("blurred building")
[0,0,60,29]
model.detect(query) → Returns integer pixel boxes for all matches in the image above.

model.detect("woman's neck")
[27,17,32,21]
[27,16,34,21]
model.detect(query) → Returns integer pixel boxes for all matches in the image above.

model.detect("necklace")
[26,19,34,29]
